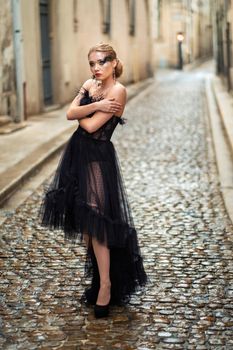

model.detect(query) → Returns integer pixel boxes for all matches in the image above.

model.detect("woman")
[40,43,148,318]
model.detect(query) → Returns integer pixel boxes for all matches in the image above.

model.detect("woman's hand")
[79,84,126,133]
[97,98,122,115]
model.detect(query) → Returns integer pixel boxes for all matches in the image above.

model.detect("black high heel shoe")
[94,302,110,318]
[94,287,111,318]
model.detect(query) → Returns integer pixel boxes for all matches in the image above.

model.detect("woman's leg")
[85,162,111,304]
[92,237,111,305]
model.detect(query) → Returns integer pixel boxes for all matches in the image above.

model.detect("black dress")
[39,88,148,306]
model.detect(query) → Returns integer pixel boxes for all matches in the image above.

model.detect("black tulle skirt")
[39,127,148,306]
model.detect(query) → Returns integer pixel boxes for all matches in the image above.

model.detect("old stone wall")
[153,0,213,68]
[18,0,154,116]
[0,0,17,121]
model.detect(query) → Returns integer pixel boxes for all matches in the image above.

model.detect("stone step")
[0,115,11,127]
[0,122,28,135]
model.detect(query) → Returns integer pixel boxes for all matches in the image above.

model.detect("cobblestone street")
[0,69,233,349]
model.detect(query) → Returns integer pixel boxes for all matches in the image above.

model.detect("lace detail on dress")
[118,117,127,125]
[77,89,127,141]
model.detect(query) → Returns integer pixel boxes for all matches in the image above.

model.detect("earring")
[113,68,116,82]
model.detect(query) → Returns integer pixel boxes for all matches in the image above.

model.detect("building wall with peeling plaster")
[0,0,17,121]
[0,0,154,120]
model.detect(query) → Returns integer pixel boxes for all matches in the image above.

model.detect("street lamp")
[177,32,184,70]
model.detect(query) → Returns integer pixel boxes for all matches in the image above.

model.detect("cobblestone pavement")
[1,69,233,350]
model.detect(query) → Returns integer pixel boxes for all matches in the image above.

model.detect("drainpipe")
[226,22,232,91]
[11,0,25,122]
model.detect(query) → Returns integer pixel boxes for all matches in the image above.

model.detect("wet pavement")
[0,68,233,349]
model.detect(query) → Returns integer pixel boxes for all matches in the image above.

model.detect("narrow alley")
[0,67,233,349]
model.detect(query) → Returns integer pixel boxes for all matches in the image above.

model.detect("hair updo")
[88,43,123,78]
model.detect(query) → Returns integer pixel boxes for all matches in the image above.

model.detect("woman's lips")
[95,73,101,77]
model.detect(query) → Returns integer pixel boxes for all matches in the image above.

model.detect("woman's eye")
[89,62,94,67]
[98,60,105,65]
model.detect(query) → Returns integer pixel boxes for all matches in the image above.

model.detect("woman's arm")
[66,79,123,121]
[66,79,97,120]
[78,85,126,134]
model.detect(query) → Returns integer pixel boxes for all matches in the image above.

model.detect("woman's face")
[89,51,116,81]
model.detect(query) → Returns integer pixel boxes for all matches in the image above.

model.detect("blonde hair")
[88,43,123,78]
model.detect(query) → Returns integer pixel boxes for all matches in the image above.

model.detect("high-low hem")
[39,88,148,306]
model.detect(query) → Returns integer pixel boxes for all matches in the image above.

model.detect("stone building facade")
[152,0,213,68]
[0,0,154,122]
[0,0,17,122]
[213,0,233,91]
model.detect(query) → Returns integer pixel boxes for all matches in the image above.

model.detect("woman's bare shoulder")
[110,82,127,99]
[82,79,93,90]
[113,82,126,92]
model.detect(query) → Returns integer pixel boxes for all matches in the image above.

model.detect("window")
[100,0,111,34]
[157,0,163,39]
[129,0,136,36]
[126,0,136,36]
[73,0,78,32]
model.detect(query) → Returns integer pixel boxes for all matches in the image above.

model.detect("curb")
[183,57,212,72]
[0,78,153,207]
[211,76,233,157]
[0,126,76,207]
[205,75,233,224]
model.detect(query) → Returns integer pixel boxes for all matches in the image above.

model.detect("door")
[40,0,53,106]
